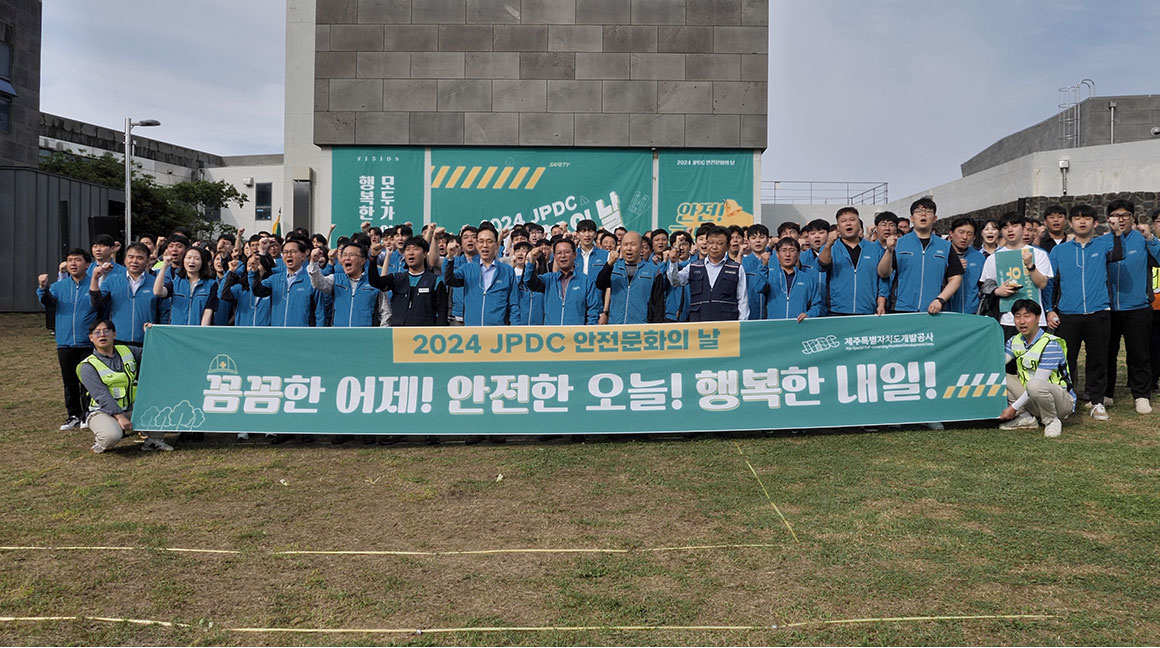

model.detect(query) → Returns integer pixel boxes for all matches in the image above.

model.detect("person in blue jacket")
[817,207,888,316]
[595,231,668,324]
[742,224,771,321]
[878,197,963,315]
[247,237,326,327]
[509,241,543,326]
[443,225,521,326]
[574,218,609,279]
[218,254,274,326]
[663,231,693,322]
[89,242,159,346]
[308,242,390,327]
[765,237,823,321]
[38,248,99,430]
[152,246,219,326]
[1103,200,1160,414]
[522,237,602,325]
[946,217,986,315]
[1043,203,1123,420]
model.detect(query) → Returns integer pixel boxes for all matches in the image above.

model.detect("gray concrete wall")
[962,95,1160,177]
[0,0,42,168]
[892,138,1160,222]
[313,0,768,148]
[40,113,225,171]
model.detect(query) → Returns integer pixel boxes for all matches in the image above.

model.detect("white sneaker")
[141,439,174,452]
[236,432,250,441]
[1043,419,1062,438]
[1135,398,1152,414]
[90,443,106,454]
[80,417,89,430]
[1090,403,1110,421]
[1103,396,1114,407]
[59,416,81,431]
[999,412,1039,430]
[924,421,944,431]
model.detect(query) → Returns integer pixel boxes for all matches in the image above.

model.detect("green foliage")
[39,150,248,241]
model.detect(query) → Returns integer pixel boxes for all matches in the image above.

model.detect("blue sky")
[39,0,1160,197]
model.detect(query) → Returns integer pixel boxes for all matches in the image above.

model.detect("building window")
[0,41,12,133]
[0,41,11,80]
[255,182,272,220]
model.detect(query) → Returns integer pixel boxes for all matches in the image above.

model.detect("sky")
[40,0,1160,198]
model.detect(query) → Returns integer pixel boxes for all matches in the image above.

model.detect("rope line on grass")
[0,613,1057,634]
[732,441,800,543]
[0,543,783,557]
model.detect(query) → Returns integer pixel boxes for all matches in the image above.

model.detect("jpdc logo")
[802,335,839,355]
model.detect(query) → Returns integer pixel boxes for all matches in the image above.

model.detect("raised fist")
[607,247,619,263]
[1021,247,1033,268]
[310,247,325,265]
[885,235,897,251]
[446,240,461,258]
[228,258,240,273]
[38,274,49,289]
[827,229,839,244]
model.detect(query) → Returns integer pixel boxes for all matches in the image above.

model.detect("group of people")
[37,196,1160,451]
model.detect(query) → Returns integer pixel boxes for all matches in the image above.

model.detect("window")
[0,40,11,133]
[0,41,11,80]
[255,182,272,220]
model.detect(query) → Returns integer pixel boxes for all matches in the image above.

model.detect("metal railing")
[761,181,889,205]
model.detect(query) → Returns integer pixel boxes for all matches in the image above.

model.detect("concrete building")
[284,0,770,233]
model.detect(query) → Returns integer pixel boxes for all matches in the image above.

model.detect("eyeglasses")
[1108,211,1132,218]
[91,329,114,336]
[912,207,935,215]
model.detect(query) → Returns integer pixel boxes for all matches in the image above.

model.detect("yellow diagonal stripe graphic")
[445,166,466,189]
[492,167,513,189]
[432,166,449,189]
[477,166,497,188]
[525,167,546,190]
[461,166,482,189]
[509,167,530,189]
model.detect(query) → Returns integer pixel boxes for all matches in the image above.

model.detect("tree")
[39,150,249,241]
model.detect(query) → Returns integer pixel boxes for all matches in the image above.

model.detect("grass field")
[3,312,1159,646]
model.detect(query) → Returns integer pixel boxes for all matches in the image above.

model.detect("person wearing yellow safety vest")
[76,319,173,454]
[998,299,1076,438]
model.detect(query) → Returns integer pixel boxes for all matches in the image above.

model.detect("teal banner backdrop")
[428,147,653,233]
[657,150,755,231]
[133,314,1006,435]
[331,147,425,236]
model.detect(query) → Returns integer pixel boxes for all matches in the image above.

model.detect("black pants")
[57,346,91,419]
[1055,311,1110,406]
[1151,310,1160,389]
[1106,307,1153,399]
[1002,325,1018,375]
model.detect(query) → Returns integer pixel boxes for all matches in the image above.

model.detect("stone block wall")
[0,0,42,168]
[314,0,768,148]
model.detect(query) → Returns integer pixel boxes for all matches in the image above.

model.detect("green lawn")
[2,313,1158,646]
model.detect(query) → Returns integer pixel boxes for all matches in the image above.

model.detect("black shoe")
[269,435,290,445]
[424,436,441,445]
[464,435,484,445]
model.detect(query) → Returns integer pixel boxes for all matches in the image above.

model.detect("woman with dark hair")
[219,253,275,327]
[152,246,219,325]
[79,319,173,453]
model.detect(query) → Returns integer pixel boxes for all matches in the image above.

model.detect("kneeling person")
[78,319,173,453]
[999,299,1075,438]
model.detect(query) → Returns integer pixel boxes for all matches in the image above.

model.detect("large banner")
[429,147,652,233]
[657,150,754,232]
[331,147,425,236]
[133,314,1006,436]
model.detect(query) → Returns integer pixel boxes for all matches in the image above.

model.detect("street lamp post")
[123,117,160,244]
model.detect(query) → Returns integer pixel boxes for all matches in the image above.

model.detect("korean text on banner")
[657,150,755,232]
[133,314,1006,436]
[331,147,425,236]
